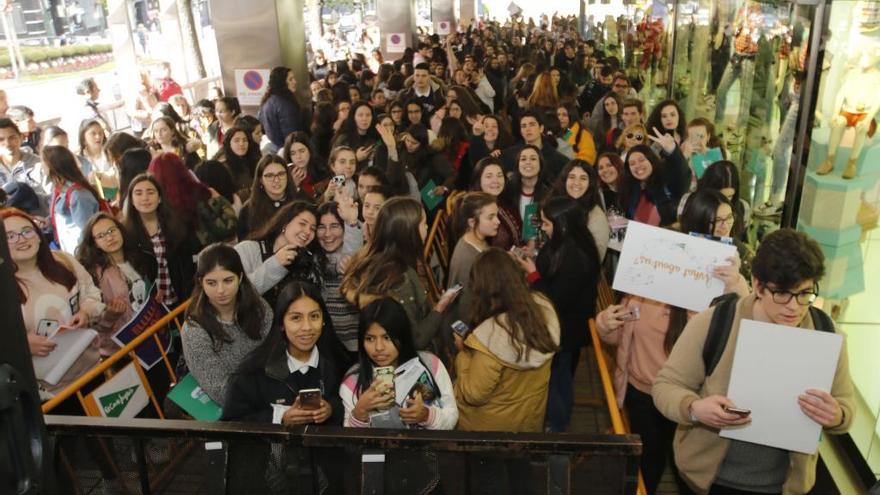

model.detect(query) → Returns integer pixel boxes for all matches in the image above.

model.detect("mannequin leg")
[817,115,847,175]
[769,98,799,203]
[843,121,870,179]
[715,61,740,123]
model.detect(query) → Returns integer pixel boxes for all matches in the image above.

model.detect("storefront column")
[157,0,188,82]
[207,0,282,111]
[459,0,476,27]
[105,0,139,90]
[275,0,311,105]
[377,0,417,60]
[432,0,457,34]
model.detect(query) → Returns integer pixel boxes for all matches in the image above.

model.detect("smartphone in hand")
[723,405,751,417]
[298,388,322,410]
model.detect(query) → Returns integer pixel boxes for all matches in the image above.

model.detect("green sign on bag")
[420,179,444,211]
[167,374,223,421]
[522,202,539,241]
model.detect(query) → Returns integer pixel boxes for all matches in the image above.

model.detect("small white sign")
[87,363,149,419]
[612,222,736,311]
[234,69,271,106]
[720,319,843,454]
[386,32,407,53]
[436,20,452,35]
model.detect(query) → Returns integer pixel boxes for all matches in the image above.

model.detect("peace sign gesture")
[648,127,677,155]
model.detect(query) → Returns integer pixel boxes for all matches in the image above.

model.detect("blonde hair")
[616,123,647,151]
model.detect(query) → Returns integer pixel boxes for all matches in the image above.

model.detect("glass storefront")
[593,0,880,478]
[794,0,880,478]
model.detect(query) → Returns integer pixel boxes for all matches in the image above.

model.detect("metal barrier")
[46,415,642,495]
[41,299,191,415]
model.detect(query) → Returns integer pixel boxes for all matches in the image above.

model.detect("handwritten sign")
[112,285,170,370]
[612,221,736,311]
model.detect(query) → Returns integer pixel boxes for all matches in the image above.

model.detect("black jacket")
[532,244,599,350]
[222,338,344,425]
[621,146,691,226]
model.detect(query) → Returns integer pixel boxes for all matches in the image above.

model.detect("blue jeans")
[546,349,578,432]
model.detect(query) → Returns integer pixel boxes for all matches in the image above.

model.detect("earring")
[281,227,285,233]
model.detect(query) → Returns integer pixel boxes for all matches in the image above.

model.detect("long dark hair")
[341,197,424,298]
[282,131,329,182]
[679,188,733,239]
[194,160,237,203]
[186,243,267,351]
[555,159,600,212]
[500,144,550,216]
[617,144,665,212]
[121,174,186,249]
[646,99,686,139]
[538,196,600,278]
[41,146,101,200]
[261,66,299,108]
[333,100,378,144]
[2,207,76,303]
[238,281,350,373]
[352,298,422,395]
[77,119,107,155]
[76,211,155,283]
[468,248,558,361]
[217,126,260,183]
[248,200,327,287]
[451,191,496,241]
[244,155,297,232]
[117,148,152,206]
[697,160,744,237]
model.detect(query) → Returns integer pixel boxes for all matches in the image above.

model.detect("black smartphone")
[723,405,751,417]
[298,388,322,410]
[451,320,470,337]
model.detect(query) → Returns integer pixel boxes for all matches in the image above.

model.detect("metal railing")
[46,415,642,495]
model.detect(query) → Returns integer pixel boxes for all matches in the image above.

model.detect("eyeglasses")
[613,82,629,89]
[94,226,119,241]
[715,215,735,226]
[6,227,38,243]
[626,133,644,141]
[766,284,819,306]
[262,171,288,182]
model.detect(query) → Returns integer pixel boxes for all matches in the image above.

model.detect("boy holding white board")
[652,229,854,495]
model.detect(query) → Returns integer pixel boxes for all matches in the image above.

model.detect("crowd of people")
[2,13,853,495]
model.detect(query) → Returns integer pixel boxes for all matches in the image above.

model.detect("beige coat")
[651,294,854,494]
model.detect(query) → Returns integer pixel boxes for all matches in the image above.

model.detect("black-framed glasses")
[262,171,287,182]
[6,227,38,243]
[767,284,819,306]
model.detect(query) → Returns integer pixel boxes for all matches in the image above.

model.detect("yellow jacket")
[454,295,560,432]
[565,122,597,165]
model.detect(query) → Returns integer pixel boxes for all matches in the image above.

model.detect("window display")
[795,0,880,478]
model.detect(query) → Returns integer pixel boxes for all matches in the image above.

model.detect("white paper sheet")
[32,328,98,385]
[720,319,843,454]
[612,221,736,311]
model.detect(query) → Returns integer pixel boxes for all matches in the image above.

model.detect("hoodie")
[453,294,560,432]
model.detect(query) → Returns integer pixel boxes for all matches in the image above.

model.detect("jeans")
[624,384,679,495]
[769,97,799,199]
[546,349,579,432]
[715,56,756,127]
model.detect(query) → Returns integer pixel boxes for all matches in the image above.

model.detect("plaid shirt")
[151,229,178,306]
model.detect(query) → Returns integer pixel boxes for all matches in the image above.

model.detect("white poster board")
[386,33,407,53]
[234,69,271,106]
[612,222,736,311]
[720,319,843,454]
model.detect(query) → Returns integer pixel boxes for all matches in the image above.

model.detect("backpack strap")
[702,293,740,376]
[808,306,835,333]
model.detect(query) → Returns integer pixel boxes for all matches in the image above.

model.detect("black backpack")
[702,293,836,376]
